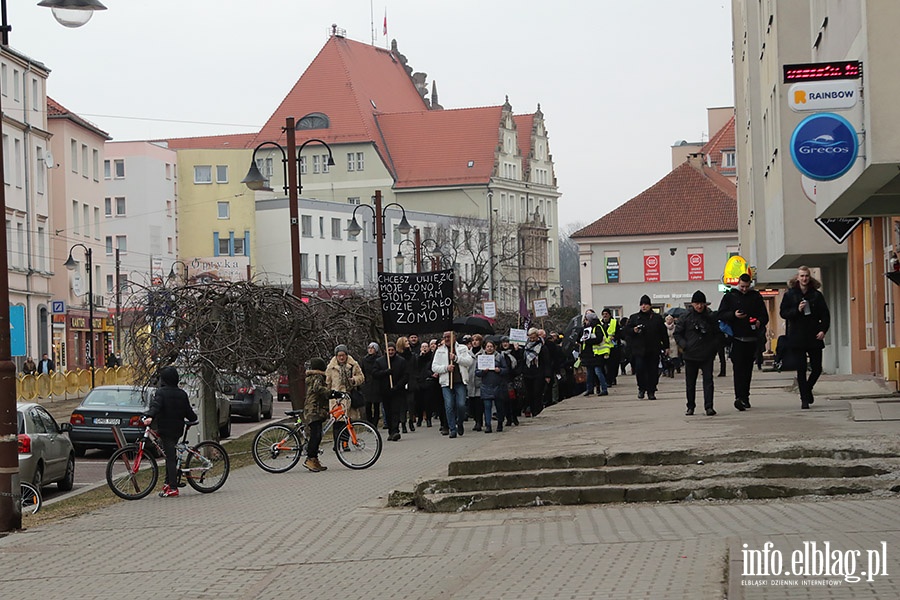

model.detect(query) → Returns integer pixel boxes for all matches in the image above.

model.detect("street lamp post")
[347,190,412,274]
[242,118,334,412]
[167,259,189,285]
[0,0,106,532]
[64,244,95,388]
[242,118,334,297]
[395,227,442,274]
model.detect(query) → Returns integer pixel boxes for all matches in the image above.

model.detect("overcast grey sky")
[15,0,734,229]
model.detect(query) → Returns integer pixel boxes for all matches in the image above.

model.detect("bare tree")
[121,279,383,439]
[559,221,585,308]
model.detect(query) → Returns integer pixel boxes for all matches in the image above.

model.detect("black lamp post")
[64,244,94,388]
[242,120,334,298]
[347,190,411,273]
[0,0,105,533]
[167,259,188,284]
[395,228,442,273]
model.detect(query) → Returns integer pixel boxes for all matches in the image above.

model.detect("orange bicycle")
[252,392,382,472]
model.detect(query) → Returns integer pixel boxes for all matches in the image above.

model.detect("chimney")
[686,152,707,171]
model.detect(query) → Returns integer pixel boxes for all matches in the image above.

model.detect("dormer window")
[722,150,736,169]
[297,112,330,130]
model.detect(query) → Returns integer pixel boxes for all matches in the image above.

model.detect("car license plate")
[94,418,121,425]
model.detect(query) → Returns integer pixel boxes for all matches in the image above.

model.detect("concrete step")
[446,447,898,476]
[414,475,888,513]
[417,458,894,496]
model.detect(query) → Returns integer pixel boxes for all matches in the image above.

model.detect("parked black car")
[219,374,273,421]
[70,385,231,455]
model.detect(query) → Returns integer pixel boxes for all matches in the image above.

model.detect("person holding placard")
[499,336,521,426]
[475,340,510,432]
[432,331,474,438]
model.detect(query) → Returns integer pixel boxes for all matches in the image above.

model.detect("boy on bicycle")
[143,366,197,497]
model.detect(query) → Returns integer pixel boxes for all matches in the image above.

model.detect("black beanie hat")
[309,357,327,371]
[691,290,707,304]
[639,294,652,305]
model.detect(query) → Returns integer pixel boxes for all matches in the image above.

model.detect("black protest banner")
[378,269,454,334]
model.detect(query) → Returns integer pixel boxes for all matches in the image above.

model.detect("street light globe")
[38,0,108,28]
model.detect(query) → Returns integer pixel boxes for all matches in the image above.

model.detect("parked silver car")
[17,402,76,491]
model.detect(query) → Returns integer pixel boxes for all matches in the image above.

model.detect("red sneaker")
[158,484,179,498]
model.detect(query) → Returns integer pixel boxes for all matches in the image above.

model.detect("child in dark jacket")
[143,366,197,498]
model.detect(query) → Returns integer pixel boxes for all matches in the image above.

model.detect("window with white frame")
[301,215,312,237]
[347,153,355,172]
[216,165,228,183]
[36,147,45,194]
[106,274,114,294]
[70,139,78,173]
[347,197,360,205]
[336,255,346,281]
[92,149,99,181]
[14,139,21,187]
[115,197,126,216]
[165,163,171,179]
[313,155,321,174]
[116,235,127,253]
[93,208,100,238]
[319,216,325,238]
[722,150,736,169]
[12,68,19,101]
[300,254,309,280]
[331,218,341,240]
[194,165,212,184]
[325,255,330,280]
[114,159,125,178]
[72,200,80,234]
[218,237,230,255]
[105,236,113,254]
[299,155,307,175]
[104,197,112,217]
[36,226,45,270]
[217,202,229,219]
[355,152,364,171]
[321,155,330,173]
[104,159,111,179]
[233,237,245,256]
[81,144,88,178]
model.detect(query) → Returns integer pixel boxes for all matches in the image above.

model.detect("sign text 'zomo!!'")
[379,269,455,334]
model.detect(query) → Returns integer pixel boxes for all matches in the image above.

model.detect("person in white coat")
[431,331,474,439]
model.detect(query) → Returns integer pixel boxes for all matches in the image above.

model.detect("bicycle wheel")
[184,441,230,493]
[20,482,41,515]
[252,425,303,473]
[106,445,159,500]
[334,420,382,469]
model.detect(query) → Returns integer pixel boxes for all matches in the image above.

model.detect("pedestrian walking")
[625,295,667,400]
[465,334,485,431]
[599,309,620,386]
[374,342,409,441]
[415,342,440,428]
[475,340,510,433]
[674,291,720,416]
[663,315,680,377]
[431,331,474,438]
[522,327,552,416]
[22,356,36,375]
[717,273,769,411]
[37,353,54,374]
[395,336,416,433]
[779,266,830,409]
[579,312,609,397]
[499,336,521,427]
[360,342,382,427]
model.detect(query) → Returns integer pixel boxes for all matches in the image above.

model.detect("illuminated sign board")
[783,61,861,83]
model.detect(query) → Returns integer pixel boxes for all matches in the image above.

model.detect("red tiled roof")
[571,161,737,238]
[701,114,736,174]
[377,106,502,188]
[47,96,111,139]
[161,133,258,150]
[252,36,427,150]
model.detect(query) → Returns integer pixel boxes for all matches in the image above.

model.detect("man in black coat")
[374,342,409,441]
[625,295,667,400]
[143,366,198,498]
[718,273,769,411]
[675,291,721,416]
[779,266,830,409]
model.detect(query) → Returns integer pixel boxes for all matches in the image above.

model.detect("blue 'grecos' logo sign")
[790,113,858,181]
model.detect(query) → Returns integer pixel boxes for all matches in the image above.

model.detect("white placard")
[483,301,497,318]
[509,328,528,344]
[533,298,549,318]
[476,353,496,371]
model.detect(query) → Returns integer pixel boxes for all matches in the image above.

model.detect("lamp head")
[394,249,405,267]
[38,0,107,28]
[397,214,412,235]
[63,255,78,271]
[241,161,270,191]
[347,217,363,239]
[431,246,442,260]
[326,154,336,167]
